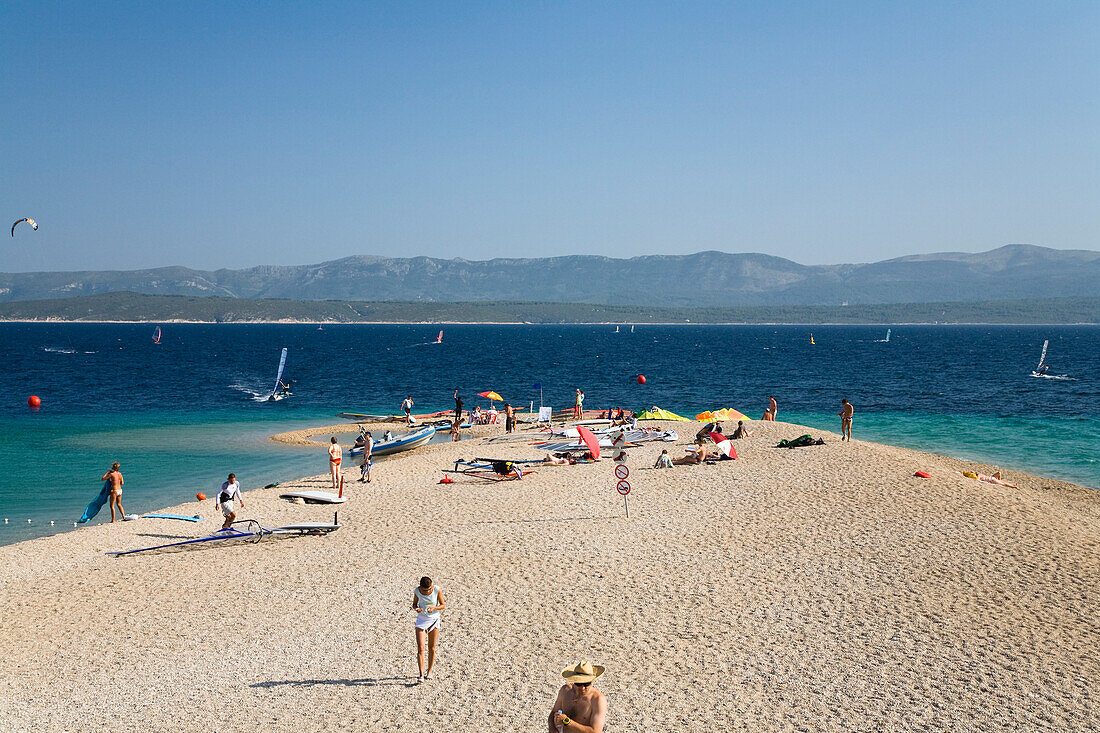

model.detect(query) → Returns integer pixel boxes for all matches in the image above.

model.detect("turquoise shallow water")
[0,323,1096,545]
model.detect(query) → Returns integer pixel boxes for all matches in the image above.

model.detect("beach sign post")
[612,430,629,517]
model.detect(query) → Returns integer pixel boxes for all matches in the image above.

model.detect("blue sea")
[0,323,1096,545]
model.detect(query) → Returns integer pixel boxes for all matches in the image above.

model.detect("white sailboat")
[614,325,620,333]
[268,348,291,401]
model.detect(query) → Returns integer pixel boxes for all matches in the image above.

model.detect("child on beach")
[413,576,446,682]
[101,462,125,522]
[654,450,673,468]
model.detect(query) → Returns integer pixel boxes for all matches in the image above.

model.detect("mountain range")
[1,244,1096,307]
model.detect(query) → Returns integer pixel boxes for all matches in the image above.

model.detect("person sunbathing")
[730,421,753,439]
[673,438,708,465]
[962,470,1018,488]
[542,453,578,466]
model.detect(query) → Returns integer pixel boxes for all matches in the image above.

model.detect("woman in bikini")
[673,437,708,465]
[413,576,446,681]
[328,436,341,491]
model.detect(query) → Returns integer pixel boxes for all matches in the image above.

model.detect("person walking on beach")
[548,660,608,733]
[402,395,414,425]
[101,462,125,522]
[768,395,778,420]
[450,418,461,442]
[359,432,374,483]
[574,389,584,419]
[215,473,244,529]
[504,402,516,433]
[412,576,446,681]
[838,399,854,441]
[328,436,342,490]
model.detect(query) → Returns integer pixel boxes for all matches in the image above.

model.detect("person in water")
[731,420,753,439]
[359,432,374,483]
[413,576,446,681]
[328,436,342,490]
[215,473,244,529]
[838,399,854,441]
[102,462,125,523]
[549,660,608,733]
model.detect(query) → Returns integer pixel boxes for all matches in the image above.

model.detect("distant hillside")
[1,292,1096,324]
[0,245,1097,307]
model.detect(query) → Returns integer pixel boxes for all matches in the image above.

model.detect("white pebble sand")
[1,419,1097,731]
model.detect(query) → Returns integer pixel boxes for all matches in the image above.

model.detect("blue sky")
[2,1,1097,272]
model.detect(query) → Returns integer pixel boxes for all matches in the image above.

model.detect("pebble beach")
[2,418,1097,731]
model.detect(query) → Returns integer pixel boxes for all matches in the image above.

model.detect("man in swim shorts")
[359,432,374,482]
[101,462,125,523]
[402,395,414,425]
[504,403,516,433]
[838,399,854,441]
[768,395,778,420]
[549,660,608,732]
[215,473,244,529]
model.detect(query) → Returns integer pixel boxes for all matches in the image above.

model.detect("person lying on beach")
[542,453,578,466]
[731,421,752,439]
[653,449,673,469]
[961,470,1018,488]
[549,660,607,733]
[673,438,708,465]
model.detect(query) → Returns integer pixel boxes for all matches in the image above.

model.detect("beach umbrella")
[478,390,503,408]
[713,408,750,422]
[708,432,737,460]
[576,425,601,460]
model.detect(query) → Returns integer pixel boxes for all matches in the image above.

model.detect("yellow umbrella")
[478,391,504,408]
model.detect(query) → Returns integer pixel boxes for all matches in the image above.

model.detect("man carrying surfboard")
[215,473,244,530]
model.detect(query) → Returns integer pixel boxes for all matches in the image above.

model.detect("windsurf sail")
[1036,340,1049,371]
[434,330,443,343]
[271,347,288,398]
[884,329,891,343]
[152,326,162,344]
[110,517,340,556]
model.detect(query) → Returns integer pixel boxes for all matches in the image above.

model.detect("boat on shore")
[348,424,436,457]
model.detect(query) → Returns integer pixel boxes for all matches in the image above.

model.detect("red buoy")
[636,375,646,384]
[196,493,207,501]
[439,476,454,484]
[27,395,41,408]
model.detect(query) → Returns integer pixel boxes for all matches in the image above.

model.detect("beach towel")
[78,481,111,523]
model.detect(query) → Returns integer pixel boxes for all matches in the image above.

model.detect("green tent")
[636,406,690,421]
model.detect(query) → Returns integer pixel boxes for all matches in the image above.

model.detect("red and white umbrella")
[709,432,737,460]
[576,425,601,460]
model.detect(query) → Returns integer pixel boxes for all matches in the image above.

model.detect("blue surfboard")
[78,481,111,524]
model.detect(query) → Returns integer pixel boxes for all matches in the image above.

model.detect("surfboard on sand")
[279,491,348,504]
[142,513,203,522]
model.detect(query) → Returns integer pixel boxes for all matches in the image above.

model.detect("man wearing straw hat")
[548,660,607,732]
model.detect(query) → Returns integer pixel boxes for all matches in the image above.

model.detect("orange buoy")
[636,375,646,384]
[27,395,41,408]
[196,492,207,501]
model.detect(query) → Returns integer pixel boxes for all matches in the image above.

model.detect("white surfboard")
[278,491,348,504]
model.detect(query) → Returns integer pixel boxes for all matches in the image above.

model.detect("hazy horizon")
[3,2,1098,273]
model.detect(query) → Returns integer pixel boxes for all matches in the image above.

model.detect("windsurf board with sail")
[1030,339,1073,379]
[110,516,341,556]
[152,326,162,344]
[434,330,443,343]
[268,348,290,401]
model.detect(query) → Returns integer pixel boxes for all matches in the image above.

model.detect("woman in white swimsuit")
[413,576,446,681]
